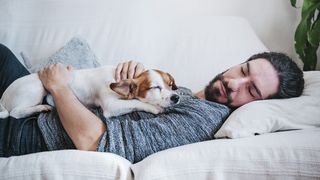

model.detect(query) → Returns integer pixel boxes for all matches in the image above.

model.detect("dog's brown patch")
[154,70,178,90]
[135,70,152,98]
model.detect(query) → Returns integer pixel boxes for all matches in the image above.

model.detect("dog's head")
[110,69,179,107]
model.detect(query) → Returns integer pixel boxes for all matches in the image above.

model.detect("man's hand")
[114,60,145,82]
[38,63,74,93]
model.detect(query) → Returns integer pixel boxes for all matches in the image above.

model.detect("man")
[0,44,304,163]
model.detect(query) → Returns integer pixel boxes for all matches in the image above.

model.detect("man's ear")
[167,73,178,90]
[110,79,137,99]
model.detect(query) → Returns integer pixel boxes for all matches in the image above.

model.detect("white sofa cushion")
[132,128,320,180]
[215,71,320,138]
[0,150,133,180]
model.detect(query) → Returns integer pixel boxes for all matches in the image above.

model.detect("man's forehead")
[249,58,274,74]
[248,59,279,98]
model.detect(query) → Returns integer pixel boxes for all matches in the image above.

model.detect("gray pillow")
[22,36,101,106]
[22,36,101,73]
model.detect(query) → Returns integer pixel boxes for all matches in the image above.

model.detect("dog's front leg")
[102,99,163,118]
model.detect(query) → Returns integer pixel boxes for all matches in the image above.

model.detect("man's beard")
[204,73,233,106]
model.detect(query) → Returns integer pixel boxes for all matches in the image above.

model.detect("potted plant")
[290,0,320,70]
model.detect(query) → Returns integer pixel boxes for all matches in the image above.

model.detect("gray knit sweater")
[37,87,230,163]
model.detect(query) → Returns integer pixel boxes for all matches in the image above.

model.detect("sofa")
[0,1,319,180]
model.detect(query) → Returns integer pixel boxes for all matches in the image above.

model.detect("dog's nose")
[170,94,180,104]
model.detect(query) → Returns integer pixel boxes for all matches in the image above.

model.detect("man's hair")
[247,52,304,99]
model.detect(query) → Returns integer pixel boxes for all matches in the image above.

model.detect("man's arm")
[50,86,106,151]
[38,64,106,151]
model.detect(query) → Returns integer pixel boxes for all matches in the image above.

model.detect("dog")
[0,65,179,119]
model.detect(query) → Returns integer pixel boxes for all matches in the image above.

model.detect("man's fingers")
[134,63,145,78]
[66,65,74,71]
[38,70,43,78]
[48,64,54,69]
[121,62,129,80]
[115,63,124,82]
[115,61,145,81]
[38,67,47,77]
[128,61,137,79]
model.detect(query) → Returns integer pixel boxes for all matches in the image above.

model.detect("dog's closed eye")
[149,86,162,90]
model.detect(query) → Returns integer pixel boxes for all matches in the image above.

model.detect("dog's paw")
[43,105,53,112]
[149,106,164,115]
[103,112,113,119]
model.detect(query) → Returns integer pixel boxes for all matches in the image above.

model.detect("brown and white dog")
[0,66,179,119]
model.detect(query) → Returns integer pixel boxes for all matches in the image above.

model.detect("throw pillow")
[22,36,101,106]
[22,36,101,73]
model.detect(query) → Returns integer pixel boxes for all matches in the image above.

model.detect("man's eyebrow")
[247,62,263,99]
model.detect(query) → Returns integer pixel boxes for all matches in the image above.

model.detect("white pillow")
[214,71,320,139]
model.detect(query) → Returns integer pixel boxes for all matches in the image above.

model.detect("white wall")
[135,0,317,69]
[3,0,317,69]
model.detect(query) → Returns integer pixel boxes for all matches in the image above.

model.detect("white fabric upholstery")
[132,128,320,180]
[1,130,319,180]
[0,0,319,180]
[0,150,132,180]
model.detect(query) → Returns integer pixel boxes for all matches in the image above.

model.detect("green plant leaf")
[295,1,318,50]
[294,1,320,70]
[309,0,320,3]
[301,0,315,18]
[308,17,320,47]
[290,0,297,7]
[303,45,318,70]
[295,19,309,57]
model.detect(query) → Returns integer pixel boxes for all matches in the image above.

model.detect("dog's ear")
[110,79,137,99]
[167,73,178,90]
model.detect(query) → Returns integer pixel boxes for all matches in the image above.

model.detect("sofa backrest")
[0,0,267,91]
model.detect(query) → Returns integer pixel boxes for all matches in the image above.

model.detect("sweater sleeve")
[96,87,230,163]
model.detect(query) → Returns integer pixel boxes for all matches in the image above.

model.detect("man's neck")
[193,89,205,99]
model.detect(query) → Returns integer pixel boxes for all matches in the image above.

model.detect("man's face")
[205,58,279,108]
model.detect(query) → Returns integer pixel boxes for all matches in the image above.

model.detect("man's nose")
[227,77,250,92]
